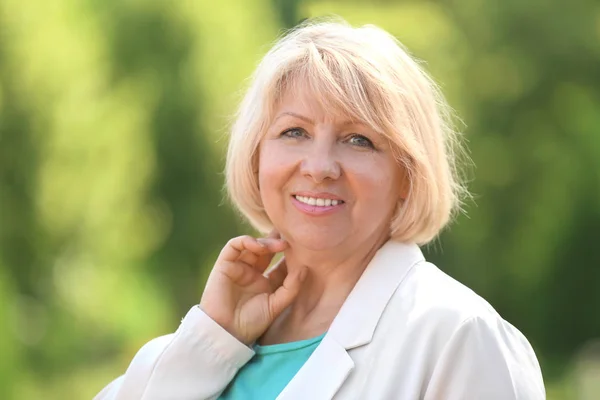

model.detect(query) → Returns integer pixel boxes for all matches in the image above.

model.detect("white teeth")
[295,195,342,207]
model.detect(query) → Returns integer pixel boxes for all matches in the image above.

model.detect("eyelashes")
[279,127,377,150]
[281,127,306,139]
[347,134,375,149]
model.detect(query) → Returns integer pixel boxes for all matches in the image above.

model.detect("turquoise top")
[218,333,326,400]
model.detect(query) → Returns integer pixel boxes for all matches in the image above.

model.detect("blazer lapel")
[277,241,424,400]
[276,336,354,400]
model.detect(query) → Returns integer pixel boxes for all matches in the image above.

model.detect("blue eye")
[348,134,375,149]
[281,128,306,138]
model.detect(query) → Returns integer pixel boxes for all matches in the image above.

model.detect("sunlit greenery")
[0,0,598,398]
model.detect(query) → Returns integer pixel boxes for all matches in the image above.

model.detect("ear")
[398,167,411,201]
[399,180,410,200]
[391,146,412,200]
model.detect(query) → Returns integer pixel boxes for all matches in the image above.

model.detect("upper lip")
[292,191,345,201]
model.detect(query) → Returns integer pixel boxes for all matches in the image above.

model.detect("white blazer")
[95,241,546,400]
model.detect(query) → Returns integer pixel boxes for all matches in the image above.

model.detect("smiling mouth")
[293,195,344,207]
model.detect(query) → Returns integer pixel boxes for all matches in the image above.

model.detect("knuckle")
[240,235,256,246]
[228,235,243,244]
[226,235,253,250]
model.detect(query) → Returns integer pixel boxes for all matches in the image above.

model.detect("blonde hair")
[226,18,469,245]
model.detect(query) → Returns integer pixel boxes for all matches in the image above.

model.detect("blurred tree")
[0,5,46,397]
[97,0,241,315]
[272,0,303,27]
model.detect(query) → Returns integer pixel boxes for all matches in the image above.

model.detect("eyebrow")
[274,111,358,127]
[274,111,314,124]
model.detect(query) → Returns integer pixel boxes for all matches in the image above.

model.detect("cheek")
[258,142,294,200]
[348,159,402,212]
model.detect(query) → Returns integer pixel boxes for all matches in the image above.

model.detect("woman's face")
[258,87,406,253]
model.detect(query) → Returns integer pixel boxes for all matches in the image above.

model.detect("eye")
[347,134,375,149]
[281,127,307,139]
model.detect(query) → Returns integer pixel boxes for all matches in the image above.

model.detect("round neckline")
[254,333,326,355]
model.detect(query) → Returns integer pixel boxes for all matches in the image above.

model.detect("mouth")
[292,195,345,207]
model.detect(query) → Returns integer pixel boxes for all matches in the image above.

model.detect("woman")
[95,19,545,400]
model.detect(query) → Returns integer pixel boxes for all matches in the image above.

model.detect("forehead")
[272,82,373,128]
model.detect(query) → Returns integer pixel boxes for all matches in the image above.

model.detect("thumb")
[267,266,307,320]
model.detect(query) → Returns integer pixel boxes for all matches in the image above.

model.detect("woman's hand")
[199,232,307,346]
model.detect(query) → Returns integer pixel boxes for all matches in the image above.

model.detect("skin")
[200,85,407,346]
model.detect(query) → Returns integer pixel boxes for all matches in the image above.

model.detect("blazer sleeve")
[94,306,255,400]
[424,316,546,400]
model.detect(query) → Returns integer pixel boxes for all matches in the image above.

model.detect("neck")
[262,231,389,344]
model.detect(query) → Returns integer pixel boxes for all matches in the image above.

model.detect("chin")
[283,228,346,252]
[296,238,340,252]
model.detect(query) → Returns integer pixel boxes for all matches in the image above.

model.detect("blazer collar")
[277,240,424,400]
[327,240,424,349]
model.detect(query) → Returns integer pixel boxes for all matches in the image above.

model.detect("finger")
[219,236,271,262]
[266,229,281,239]
[219,259,263,286]
[239,238,287,273]
[254,231,280,271]
[267,266,308,320]
[237,249,259,268]
[256,237,287,252]
[218,260,245,283]
[253,251,276,274]
[266,257,287,290]
[254,240,285,273]
[254,238,287,271]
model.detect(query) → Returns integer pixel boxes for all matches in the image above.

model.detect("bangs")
[270,45,394,136]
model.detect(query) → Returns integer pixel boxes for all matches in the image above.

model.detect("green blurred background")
[1,0,599,398]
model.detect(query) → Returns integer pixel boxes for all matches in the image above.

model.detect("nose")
[299,139,341,183]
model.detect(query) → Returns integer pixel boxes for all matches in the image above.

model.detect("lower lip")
[291,196,344,216]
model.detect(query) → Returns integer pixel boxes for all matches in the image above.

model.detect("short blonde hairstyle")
[226,18,469,245]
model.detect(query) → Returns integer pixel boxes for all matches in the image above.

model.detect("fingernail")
[256,238,267,247]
